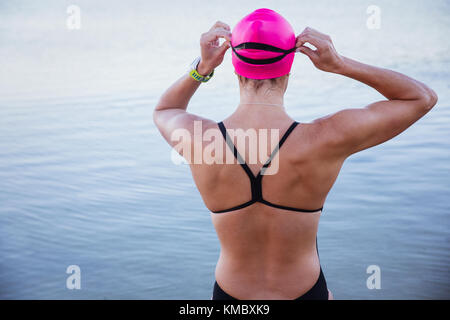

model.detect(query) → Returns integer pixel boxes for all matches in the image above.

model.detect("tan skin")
[153,21,438,299]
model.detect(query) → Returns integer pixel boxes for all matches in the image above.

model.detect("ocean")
[0,0,449,299]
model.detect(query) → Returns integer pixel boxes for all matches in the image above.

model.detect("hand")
[198,21,232,76]
[295,27,344,73]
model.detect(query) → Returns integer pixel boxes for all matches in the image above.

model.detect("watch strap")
[189,57,214,82]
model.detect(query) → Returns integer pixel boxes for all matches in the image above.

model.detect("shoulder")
[153,110,218,147]
[289,114,349,161]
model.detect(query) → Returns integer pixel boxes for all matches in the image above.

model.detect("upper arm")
[153,108,216,159]
[316,97,435,158]
[153,109,196,147]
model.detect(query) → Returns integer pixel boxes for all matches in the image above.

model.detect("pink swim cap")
[231,8,296,80]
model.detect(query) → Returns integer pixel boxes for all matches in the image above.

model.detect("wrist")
[197,61,214,76]
[332,55,350,75]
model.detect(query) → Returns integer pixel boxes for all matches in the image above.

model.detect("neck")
[235,98,287,117]
[239,88,285,108]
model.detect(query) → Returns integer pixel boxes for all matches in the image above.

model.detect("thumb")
[219,40,231,54]
[297,46,318,61]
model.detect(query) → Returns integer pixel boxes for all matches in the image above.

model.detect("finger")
[218,39,231,54]
[296,45,319,61]
[298,27,330,42]
[214,27,232,41]
[201,29,232,44]
[296,34,326,50]
[300,27,330,40]
[209,21,231,32]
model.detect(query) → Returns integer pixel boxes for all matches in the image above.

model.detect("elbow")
[152,109,157,125]
[152,108,161,127]
[427,88,438,109]
[153,96,165,125]
[426,88,438,110]
[421,87,438,111]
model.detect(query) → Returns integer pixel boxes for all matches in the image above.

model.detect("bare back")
[189,114,346,299]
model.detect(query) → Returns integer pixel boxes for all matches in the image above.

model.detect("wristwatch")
[189,56,214,83]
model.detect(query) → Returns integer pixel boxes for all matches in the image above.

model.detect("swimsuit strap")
[213,121,323,214]
[217,121,298,179]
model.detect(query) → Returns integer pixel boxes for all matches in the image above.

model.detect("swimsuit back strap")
[259,121,298,176]
[217,121,255,180]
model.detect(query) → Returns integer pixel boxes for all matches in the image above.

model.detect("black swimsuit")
[211,121,328,300]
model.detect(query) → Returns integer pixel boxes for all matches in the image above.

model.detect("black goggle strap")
[231,42,297,65]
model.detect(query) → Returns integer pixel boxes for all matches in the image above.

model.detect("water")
[0,0,449,299]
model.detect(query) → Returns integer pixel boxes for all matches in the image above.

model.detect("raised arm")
[153,21,231,146]
[296,27,438,158]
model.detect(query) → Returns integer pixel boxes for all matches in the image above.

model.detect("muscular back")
[188,115,346,299]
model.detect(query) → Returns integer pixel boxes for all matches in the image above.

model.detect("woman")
[153,8,437,300]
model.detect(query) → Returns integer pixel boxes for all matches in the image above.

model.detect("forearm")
[154,72,202,112]
[336,56,436,103]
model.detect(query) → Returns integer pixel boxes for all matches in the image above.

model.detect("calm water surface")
[0,0,449,299]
